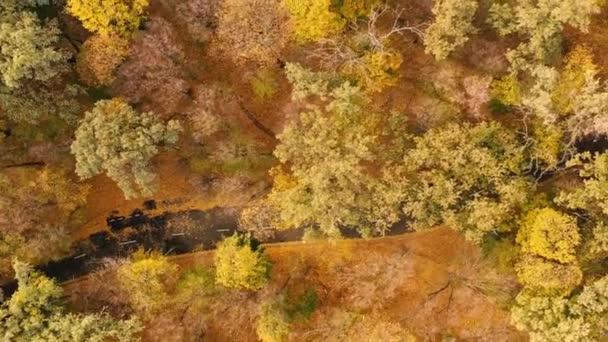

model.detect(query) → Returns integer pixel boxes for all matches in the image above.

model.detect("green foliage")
[284,62,336,100]
[286,289,318,320]
[528,122,564,170]
[483,238,520,274]
[515,254,582,296]
[256,296,291,342]
[0,261,141,342]
[66,0,149,37]
[396,122,531,243]
[522,65,560,124]
[251,69,279,100]
[424,0,478,60]
[270,64,404,237]
[70,99,182,199]
[117,249,178,315]
[558,152,608,216]
[517,208,580,263]
[256,290,318,342]
[284,0,346,42]
[488,0,600,70]
[214,233,272,290]
[512,275,608,341]
[0,1,68,88]
[0,83,84,125]
[176,266,216,297]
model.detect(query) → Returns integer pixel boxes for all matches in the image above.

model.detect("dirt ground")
[63,228,525,341]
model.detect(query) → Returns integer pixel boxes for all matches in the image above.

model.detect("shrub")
[256,297,291,342]
[251,69,279,100]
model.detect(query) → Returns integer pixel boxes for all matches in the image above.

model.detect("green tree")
[0,83,84,124]
[424,0,478,60]
[0,261,141,341]
[0,1,68,88]
[511,275,608,341]
[117,249,178,315]
[558,152,608,216]
[488,0,600,70]
[516,208,580,263]
[268,63,404,237]
[256,296,291,342]
[395,122,531,243]
[515,254,582,296]
[214,233,272,290]
[70,99,181,199]
[66,0,149,37]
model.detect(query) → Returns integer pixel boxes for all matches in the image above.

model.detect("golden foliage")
[217,0,290,65]
[77,34,130,87]
[553,45,599,114]
[117,249,178,315]
[342,50,403,93]
[284,0,345,42]
[66,0,149,36]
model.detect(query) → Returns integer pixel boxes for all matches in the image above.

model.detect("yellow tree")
[214,233,272,290]
[117,250,178,315]
[66,0,149,37]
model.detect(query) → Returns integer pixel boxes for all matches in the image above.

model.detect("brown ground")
[64,228,525,341]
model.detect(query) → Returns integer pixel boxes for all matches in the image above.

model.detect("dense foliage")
[70,99,181,199]
[214,233,272,290]
[0,261,141,341]
[2,0,608,339]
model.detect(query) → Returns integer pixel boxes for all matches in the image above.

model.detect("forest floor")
[63,227,524,341]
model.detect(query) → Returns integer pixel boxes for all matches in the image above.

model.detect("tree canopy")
[0,261,141,341]
[70,99,181,199]
[214,233,272,290]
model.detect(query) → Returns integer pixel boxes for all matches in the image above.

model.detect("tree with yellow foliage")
[214,233,272,290]
[66,0,149,37]
[552,45,599,114]
[284,0,346,42]
[517,208,581,263]
[117,249,178,315]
